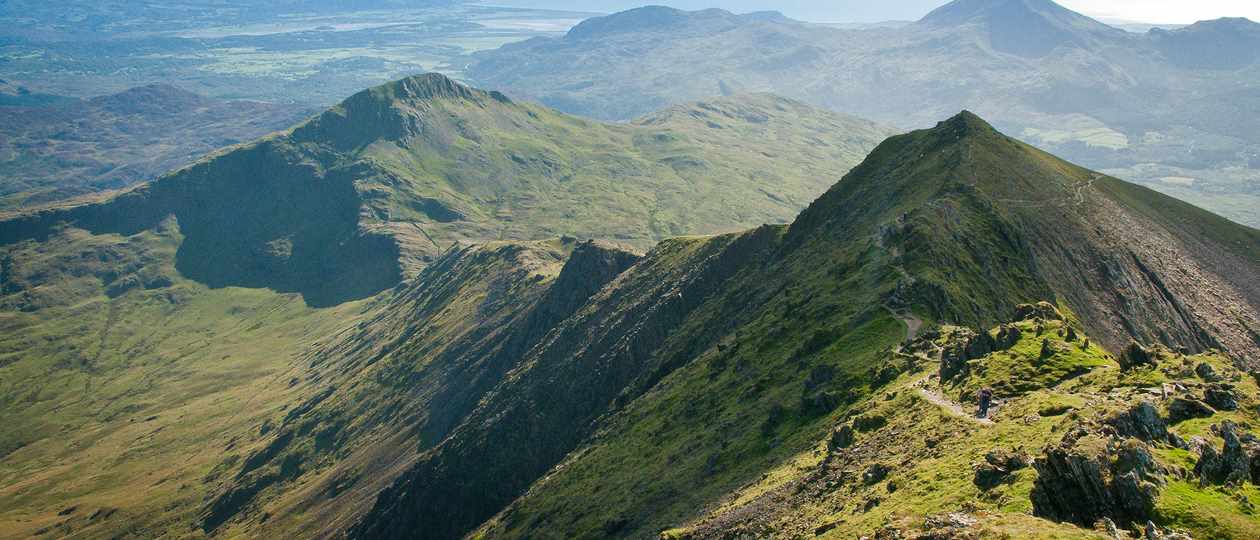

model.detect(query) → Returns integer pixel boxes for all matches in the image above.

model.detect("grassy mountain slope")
[0,85,309,210]
[675,316,1260,539]
[466,2,1260,228]
[0,219,371,538]
[326,113,1260,539]
[1,73,893,306]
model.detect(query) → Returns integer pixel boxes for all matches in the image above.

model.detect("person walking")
[977,387,994,419]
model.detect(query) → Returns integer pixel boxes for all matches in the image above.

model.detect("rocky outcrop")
[1118,342,1156,371]
[974,448,1030,490]
[1194,422,1251,485]
[1015,302,1063,321]
[939,328,994,382]
[1031,434,1165,528]
[1167,397,1215,423]
[994,324,1021,350]
[1105,401,1168,443]
[1195,362,1222,382]
[829,423,855,451]
[1203,383,1239,411]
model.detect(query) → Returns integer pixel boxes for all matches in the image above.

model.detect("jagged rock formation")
[1031,434,1166,527]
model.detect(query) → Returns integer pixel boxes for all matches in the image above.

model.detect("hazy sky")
[489,1,1260,24]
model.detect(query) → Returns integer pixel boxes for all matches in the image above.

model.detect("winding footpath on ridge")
[886,307,995,425]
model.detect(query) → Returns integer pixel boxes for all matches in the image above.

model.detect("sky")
[486,0,1260,24]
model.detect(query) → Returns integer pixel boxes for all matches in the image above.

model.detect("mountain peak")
[920,0,1120,56]
[371,72,487,104]
[938,109,1000,137]
[565,6,742,40]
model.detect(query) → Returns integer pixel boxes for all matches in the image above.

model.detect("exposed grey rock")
[1015,302,1062,321]
[1203,383,1238,411]
[974,448,1029,490]
[1106,401,1168,443]
[1195,362,1221,382]
[1167,397,1215,423]
[863,463,891,485]
[829,423,855,451]
[1031,435,1164,528]
[939,327,998,382]
[1195,422,1251,485]
[994,324,1021,350]
[1119,342,1156,371]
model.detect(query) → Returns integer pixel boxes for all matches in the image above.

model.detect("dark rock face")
[863,463,891,485]
[994,324,1021,350]
[1195,362,1222,382]
[1031,435,1165,528]
[829,423,855,451]
[1168,397,1216,423]
[974,449,1029,490]
[1105,401,1168,443]
[1194,422,1251,485]
[939,328,993,382]
[1118,342,1156,371]
[1203,383,1239,411]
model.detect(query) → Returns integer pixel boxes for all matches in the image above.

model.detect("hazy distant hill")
[467,0,1260,228]
[0,85,310,210]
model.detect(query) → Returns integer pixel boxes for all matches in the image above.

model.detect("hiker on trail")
[977,387,994,419]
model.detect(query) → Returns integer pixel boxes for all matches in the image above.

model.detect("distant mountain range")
[0,85,309,210]
[466,0,1260,228]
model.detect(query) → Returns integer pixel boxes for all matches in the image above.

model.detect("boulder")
[1249,442,1260,484]
[829,423,855,451]
[939,327,997,382]
[1203,383,1239,411]
[1167,397,1215,423]
[1039,339,1056,360]
[1195,362,1221,382]
[974,448,1029,490]
[1105,401,1167,443]
[1118,342,1156,371]
[1194,422,1251,485]
[994,324,1021,350]
[1031,434,1164,528]
[863,463,891,485]
[1015,302,1062,321]
[1143,521,1193,540]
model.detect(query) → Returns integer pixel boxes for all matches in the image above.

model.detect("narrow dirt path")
[912,376,994,425]
[885,305,923,342]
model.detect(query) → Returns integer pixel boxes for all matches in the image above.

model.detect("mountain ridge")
[0,73,894,307]
[327,111,1260,539]
[465,0,1260,229]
